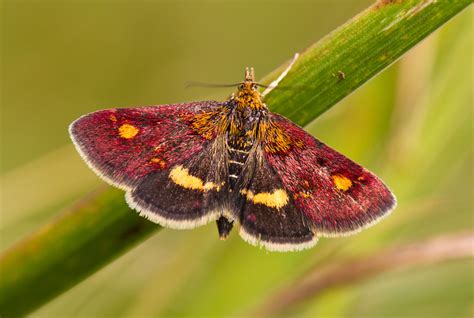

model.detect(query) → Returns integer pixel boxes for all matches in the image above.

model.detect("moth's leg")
[261,53,299,97]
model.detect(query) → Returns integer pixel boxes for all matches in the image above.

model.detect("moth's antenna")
[186,80,268,89]
[185,81,242,89]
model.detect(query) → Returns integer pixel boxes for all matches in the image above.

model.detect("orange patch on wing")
[293,191,311,200]
[119,123,139,139]
[150,157,166,168]
[263,123,304,154]
[186,109,227,140]
[109,114,117,122]
[332,174,352,191]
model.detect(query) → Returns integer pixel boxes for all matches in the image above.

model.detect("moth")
[70,67,396,252]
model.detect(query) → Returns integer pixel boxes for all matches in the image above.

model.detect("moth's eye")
[239,84,245,90]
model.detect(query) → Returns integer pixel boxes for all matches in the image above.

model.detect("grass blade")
[263,0,471,126]
[0,188,158,317]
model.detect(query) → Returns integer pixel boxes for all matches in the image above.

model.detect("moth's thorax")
[227,73,268,147]
[227,95,268,149]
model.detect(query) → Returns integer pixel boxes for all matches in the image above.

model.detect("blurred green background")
[1,1,472,317]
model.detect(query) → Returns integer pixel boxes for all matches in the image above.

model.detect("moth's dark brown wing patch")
[237,149,317,252]
[265,113,396,237]
[126,137,230,229]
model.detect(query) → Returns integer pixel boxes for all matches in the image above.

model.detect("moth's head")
[234,67,265,110]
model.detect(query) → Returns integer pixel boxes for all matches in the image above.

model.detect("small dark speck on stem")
[332,71,346,82]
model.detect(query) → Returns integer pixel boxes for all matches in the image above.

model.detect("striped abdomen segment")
[228,146,249,189]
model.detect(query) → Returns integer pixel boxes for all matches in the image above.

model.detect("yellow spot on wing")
[332,174,352,191]
[240,189,289,209]
[169,165,222,192]
[119,124,139,139]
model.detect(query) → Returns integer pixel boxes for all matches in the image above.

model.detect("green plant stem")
[263,0,471,126]
[0,187,158,317]
[0,0,470,316]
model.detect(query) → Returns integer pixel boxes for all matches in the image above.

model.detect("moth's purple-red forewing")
[70,67,396,252]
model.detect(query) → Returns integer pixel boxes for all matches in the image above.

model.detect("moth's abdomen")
[227,147,249,188]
